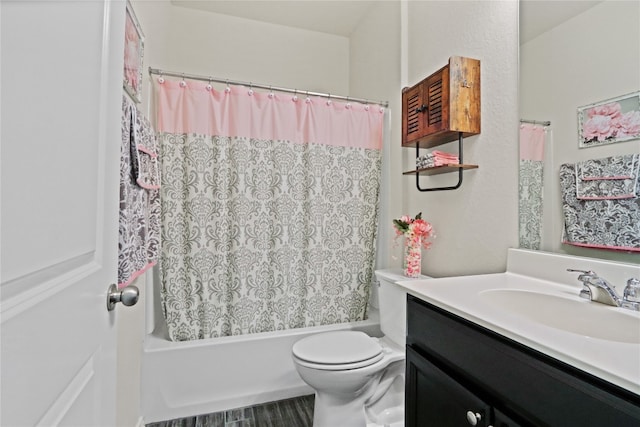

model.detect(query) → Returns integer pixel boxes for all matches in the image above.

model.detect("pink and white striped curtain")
[154,77,385,341]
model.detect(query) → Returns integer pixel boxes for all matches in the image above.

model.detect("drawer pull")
[466,411,482,425]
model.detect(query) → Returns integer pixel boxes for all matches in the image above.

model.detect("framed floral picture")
[123,1,144,103]
[578,91,640,148]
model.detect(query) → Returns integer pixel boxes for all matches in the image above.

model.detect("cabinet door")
[422,67,450,136]
[406,345,491,427]
[402,83,424,146]
[492,409,524,427]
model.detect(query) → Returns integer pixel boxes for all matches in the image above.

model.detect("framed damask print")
[123,1,144,103]
[578,91,640,148]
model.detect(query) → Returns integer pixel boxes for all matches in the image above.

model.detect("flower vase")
[404,236,422,278]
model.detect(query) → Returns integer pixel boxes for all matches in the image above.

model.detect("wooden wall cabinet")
[402,56,481,148]
[402,56,480,191]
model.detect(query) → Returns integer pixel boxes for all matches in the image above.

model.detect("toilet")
[292,269,424,427]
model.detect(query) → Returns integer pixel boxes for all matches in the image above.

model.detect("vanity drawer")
[407,294,640,426]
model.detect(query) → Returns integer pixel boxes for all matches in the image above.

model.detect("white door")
[1,1,126,425]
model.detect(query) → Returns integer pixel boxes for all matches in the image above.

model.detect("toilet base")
[311,370,405,427]
[313,390,371,427]
[364,368,404,426]
[366,405,404,427]
[312,393,404,427]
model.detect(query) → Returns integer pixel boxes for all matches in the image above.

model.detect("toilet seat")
[292,331,383,371]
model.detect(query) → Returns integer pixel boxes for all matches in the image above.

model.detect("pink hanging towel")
[519,124,545,162]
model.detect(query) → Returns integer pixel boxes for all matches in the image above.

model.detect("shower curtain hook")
[326,94,332,106]
[268,85,274,99]
[206,77,213,91]
[292,89,298,102]
[225,79,231,93]
[179,73,187,88]
[345,96,351,109]
[158,73,165,84]
[305,91,311,104]
[248,82,254,96]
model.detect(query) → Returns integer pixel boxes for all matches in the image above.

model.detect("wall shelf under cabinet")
[403,164,479,176]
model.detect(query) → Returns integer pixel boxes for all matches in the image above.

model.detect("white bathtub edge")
[142,311,381,423]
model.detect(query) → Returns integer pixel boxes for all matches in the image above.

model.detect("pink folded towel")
[431,150,459,160]
[416,150,459,169]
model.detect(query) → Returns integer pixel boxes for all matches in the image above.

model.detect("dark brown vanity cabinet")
[406,295,640,427]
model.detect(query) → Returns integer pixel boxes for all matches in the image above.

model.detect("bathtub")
[141,299,382,424]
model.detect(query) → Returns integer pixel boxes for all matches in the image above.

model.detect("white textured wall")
[164,4,350,95]
[349,1,402,277]
[132,0,173,116]
[404,1,520,277]
[521,1,640,264]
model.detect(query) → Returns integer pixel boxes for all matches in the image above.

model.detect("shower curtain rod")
[520,119,551,126]
[149,67,389,108]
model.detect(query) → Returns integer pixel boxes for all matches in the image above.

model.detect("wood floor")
[146,394,315,427]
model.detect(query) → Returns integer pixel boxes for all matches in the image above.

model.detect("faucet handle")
[567,268,595,274]
[568,269,598,300]
[623,278,640,303]
[567,268,597,281]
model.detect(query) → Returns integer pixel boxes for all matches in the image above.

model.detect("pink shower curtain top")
[154,78,384,150]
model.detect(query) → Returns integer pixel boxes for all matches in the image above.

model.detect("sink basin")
[478,289,640,344]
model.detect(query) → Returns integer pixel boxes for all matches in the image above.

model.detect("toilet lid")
[292,331,382,365]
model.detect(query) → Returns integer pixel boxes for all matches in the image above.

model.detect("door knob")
[106,284,139,311]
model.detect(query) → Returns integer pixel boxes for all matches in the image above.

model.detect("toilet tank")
[374,269,429,348]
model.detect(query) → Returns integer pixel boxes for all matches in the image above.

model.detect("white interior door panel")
[1,1,125,425]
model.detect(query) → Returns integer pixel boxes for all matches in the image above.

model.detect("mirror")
[519,0,639,263]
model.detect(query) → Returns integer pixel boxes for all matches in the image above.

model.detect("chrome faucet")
[567,269,640,311]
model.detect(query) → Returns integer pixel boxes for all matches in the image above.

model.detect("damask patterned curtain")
[153,77,385,341]
[519,123,546,250]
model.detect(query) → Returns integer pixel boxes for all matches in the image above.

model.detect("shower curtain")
[154,77,385,341]
[519,123,546,250]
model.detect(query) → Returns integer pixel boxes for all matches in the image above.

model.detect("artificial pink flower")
[410,219,433,237]
[393,213,434,249]
[393,213,435,278]
[400,215,413,224]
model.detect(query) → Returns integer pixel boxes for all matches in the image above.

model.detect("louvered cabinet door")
[401,67,449,147]
[402,84,424,146]
[422,67,449,137]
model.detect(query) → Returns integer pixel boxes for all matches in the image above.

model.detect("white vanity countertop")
[394,249,640,395]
